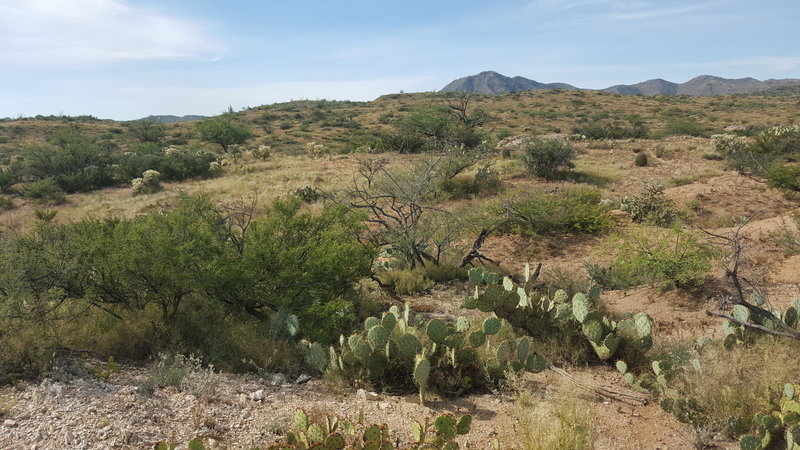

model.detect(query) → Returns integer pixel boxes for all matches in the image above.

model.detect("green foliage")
[598,225,719,290]
[520,138,576,179]
[441,164,502,200]
[725,125,800,176]
[16,178,66,204]
[572,120,648,140]
[376,268,434,295]
[765,163,800,192]
[619,180,677,226]
[659,117,706,137]
[195,113,254,152]
[0,168,20,193]
[127,119,166,143]
[118,143,217,182]
[20,127,116,193]
[0,193,373,380]
[634,152,649,167]
[502,187,616,235]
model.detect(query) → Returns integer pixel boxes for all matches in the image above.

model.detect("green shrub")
[604,225,720,290]
[17,178,66,204]
[441,164,501,199]
[620,180,677,226]
[765,162,800,192]
[503,187,615,235]
[634,152,648,167]
[572,120,648,140]
[378,269,434,295]
[520,138,576,179]
[0,168,20,193]
[0,194,13,211]
[660,117,706,137]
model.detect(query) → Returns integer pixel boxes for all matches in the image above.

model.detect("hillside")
[1,90,800,449]
[440,70,579,94]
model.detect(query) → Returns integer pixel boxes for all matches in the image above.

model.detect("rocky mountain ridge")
[441,71,800,96]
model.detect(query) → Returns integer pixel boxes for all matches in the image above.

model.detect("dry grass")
[668,337,800,437]
[505,373,594,450]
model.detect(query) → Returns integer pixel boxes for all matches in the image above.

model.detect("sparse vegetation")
[0,89,799,448]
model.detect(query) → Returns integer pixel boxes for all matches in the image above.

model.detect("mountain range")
[440,71,800,96]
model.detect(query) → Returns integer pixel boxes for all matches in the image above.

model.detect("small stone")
[3,419,17,427]
[249,390,266,402]
[265,373,287,386]
[378,402,389,410]
[367,392,381,401]
[295,374,312,384]
[356,389,367,401]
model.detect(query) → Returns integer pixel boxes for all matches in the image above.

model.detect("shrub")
[503,187,616,235]
[377,268,434,295]
[441,164,501,199]
[604,225,720,290]
[660,117,706,137]
[0,168,20,193]
[195,113,253,152]
[765,162,800,192]
[634,152,648,167]
[620,180,677,226]
[572,120,647,140]
[725,125,799,174]
[17,178,66,204]
[520,138,576,179]
[0,194,13,211]
[711,133,748,157]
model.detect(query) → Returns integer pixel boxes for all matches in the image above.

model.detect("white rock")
[3,419,17,427]
[378,402,389,410]
[356,389,367,402]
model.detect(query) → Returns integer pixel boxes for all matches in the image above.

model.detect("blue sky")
[1,0,798,120]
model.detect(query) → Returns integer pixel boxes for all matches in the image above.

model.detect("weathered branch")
[705,310,800,340]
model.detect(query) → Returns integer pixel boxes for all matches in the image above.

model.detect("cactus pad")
[582,320,604,343]
[482,317,501,335]
[524,353,547,373]
[294,409,309,431]
[414,357,431,387]
[367,325,390,351]
[307,423,325,443]
[553,289,568,303]
[457,415,472,435]
[434,415,457,440]
[397,333,422,357]
[469,330,486,348]
[426,319,448,344]
[364,316,381,330]
[456,316,470,332]
[382,312,397,331]
[572,293,590,323]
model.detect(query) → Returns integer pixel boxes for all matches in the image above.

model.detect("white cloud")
[0,0,221,65]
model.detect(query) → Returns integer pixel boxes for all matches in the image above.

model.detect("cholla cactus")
[711,133,748,156]
[132,170,162,195]
[305,142,327,158]
[208,161,223,178]
[164,146,183,157]
[253,145,271,159]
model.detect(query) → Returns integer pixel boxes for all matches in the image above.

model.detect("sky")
[1,0,799,120]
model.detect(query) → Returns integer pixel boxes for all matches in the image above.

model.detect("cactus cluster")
[328,303,546,405]
[463,266,653,363]
[269,409,473,449]
[723,297,800,348]
[738,383,800,450]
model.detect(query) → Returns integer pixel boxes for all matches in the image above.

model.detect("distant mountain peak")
[441,71,800,96]
[440,71,578,95]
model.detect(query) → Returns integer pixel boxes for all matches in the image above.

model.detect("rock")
[295,374,312,385]
[367,392,381,401]
[265,373,287,386]
[379,402,389,410]
[356,389,367,402]
[3,419,17,427]
[248,390,266,402]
